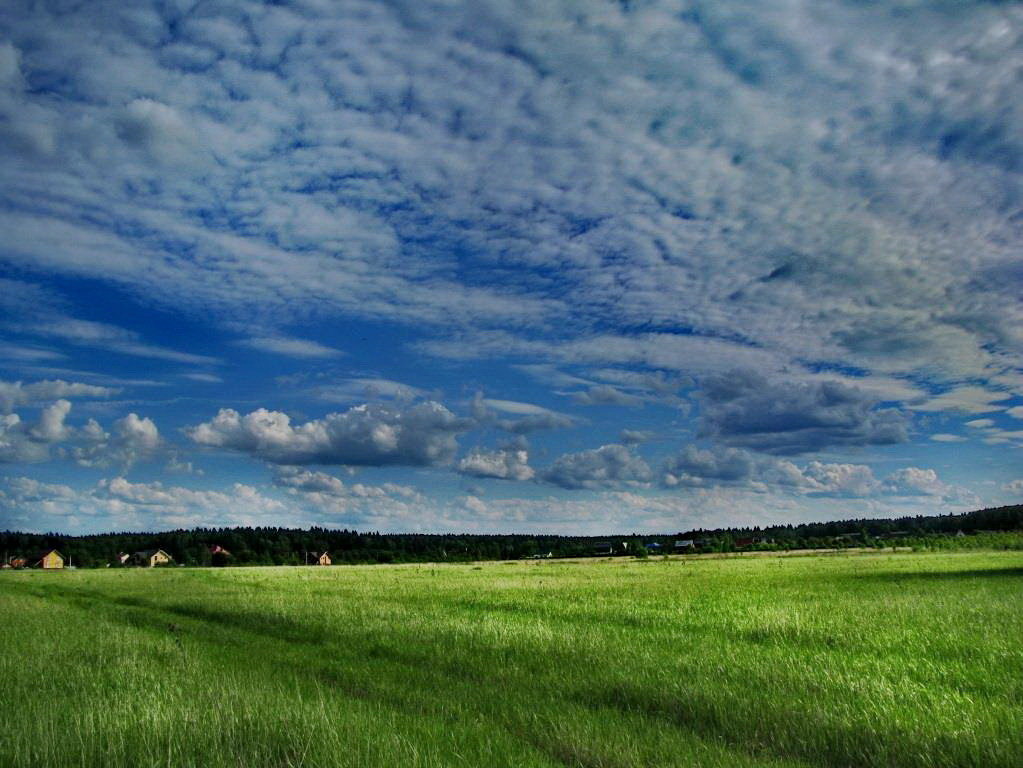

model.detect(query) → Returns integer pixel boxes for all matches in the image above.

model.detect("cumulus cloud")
[800,462,879,497]
[658,443,970,502]
[540,444,653,490]
[96,476,286,527]
[0,0,1019,529]
[697,371,908,454]
[0,400,80,463]
[461,495,488,516]
[273,465,419,500]
[457,444,534,481]
[314,378,425,404]
[30,399,71,442]
[0,379,118,413]
[187,402,471,466]
[0,390,161,468]
[659,445,877,495]
[620,429,654,445]
[0,412,48,463]
[571,385,644,407]
[115,98,195,159]
[72,412,161,469]
[5,476,75,502]
[662,445,801,490]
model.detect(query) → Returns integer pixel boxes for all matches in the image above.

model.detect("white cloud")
[0,1,1019,531]
[660,445,877,496]
[20,319,218,365]
[461,495,488,516]
[457,445,534,481]
[0,379,119,413]
[0,41,24,90]
[930,433,966,442]
[911,386,1013,415]
[314,378,425,403]
[0,0,1018,395]
[571,385,645,407]
[69,411,161,469]
[470,394,576,434]
[115,98,195,160]
[187,402,471,466]
[540,444,653,490]
[30,399,71,442]
[182,373,223,383]
[236,336,343,359]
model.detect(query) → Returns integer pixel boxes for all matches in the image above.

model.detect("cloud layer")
[187,403,471,467]
[0,1,1020,534]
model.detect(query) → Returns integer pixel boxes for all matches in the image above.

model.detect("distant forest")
[2,504,1021,568]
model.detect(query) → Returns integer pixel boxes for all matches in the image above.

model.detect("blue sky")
[0,0,1021,535]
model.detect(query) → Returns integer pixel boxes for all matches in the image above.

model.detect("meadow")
[1,550,1021,768]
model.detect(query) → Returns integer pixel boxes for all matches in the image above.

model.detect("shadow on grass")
[849,566,1023,585]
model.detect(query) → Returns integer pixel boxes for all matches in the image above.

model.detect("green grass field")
[1,551,1021,768]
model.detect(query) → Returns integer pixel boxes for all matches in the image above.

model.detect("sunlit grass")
[2,551,1021,767]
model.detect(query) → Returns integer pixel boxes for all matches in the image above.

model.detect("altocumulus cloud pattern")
[0,0,1021,534]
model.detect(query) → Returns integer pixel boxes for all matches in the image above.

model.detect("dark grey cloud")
[663,445,772,487]
[697,371,909,454]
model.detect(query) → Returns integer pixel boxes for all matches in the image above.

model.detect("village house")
[13,550,65,569]
[674,539,695,551]
[592,541,614,556]
[209,545,232,566]
[733,537,771,549]
[133,549,173,567]
[314,552,331,566]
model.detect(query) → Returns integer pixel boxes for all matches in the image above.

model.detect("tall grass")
[1,550,1021,767]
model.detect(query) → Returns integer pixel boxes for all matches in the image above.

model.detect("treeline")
[684,503,1023,547]
[1,504,1021,568]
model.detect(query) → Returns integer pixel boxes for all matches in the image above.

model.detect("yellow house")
[29,550,64,569]
[134,549,173,567]
[316,552,331,566]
